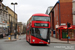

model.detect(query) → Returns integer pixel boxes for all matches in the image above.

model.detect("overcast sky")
[3,0,58,23]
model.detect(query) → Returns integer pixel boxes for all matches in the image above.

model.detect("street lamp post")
[0,0,3,2]
[11,2,17,39]
[9,14,12,40]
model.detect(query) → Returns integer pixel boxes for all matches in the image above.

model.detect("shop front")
[58,25,75,41]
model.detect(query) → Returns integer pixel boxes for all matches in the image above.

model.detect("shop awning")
[58,25,75,29]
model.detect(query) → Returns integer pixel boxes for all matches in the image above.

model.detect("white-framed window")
[54,9,55,17]
[0,11,2,15]
[56,5,58,10]
[0,3,2,9]
[57,22,58,25]
[73,11,75,15]
[0,17,1,22]
[57,16,58,21]
[73,0,75,1]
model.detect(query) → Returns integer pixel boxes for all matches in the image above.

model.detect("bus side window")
[27,31,28,35]
[31,28,34,36]
[29,29,31,35]
[27,30,29,35]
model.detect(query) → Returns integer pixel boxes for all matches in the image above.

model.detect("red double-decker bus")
[26,13,50,44]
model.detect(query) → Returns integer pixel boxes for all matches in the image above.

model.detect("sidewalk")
[50,37,75,44]
[4,34,25,42]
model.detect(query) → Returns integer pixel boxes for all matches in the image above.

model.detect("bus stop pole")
[67,22,69,43]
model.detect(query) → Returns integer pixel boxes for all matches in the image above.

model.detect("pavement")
[0,35,22,42]
[0,34,75,50]
[50,37,75,44]
[1,34,75,44]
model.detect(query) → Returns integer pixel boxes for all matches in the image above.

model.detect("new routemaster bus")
[26,13,50,44]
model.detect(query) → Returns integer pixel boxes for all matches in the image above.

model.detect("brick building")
[49,0,75,41]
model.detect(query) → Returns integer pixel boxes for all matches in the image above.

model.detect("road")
[0,35,75,50]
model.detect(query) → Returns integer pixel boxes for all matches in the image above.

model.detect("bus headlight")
[33,39,35,42]
[48,40,50,42]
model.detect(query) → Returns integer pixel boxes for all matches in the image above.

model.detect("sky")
[3,0,58,23]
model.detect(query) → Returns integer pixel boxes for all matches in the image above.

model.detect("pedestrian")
[14,30,16,39]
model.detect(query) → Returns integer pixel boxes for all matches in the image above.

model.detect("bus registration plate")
[39,42,44,43]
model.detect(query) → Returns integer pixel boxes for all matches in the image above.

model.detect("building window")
[54,9,55,17]
[56,5,58,10]
[0,17,1,22]
[73,0,75,1]
[57,22,58,25]
[0,11,2,15]
[57,16,58,21]
[3,12,4,16]
[0,4,2,9]
[73,11,75,15]
[0,4,1,7]
[4,7,6,10]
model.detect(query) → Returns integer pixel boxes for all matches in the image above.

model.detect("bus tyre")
[45,44,48,46]
[29,39,31,44]
[29,39,30,43]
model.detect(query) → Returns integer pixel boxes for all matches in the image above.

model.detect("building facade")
[17,22,23,34]
[6,6,17,35]
[49,0,75,41]
[0,2,9,37]
[0,1,17,38]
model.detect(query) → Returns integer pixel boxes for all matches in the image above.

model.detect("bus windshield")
[32,16,50,21]
[31,28,48,39]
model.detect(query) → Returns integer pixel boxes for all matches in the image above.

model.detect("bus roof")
[32,13,49,17]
